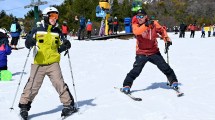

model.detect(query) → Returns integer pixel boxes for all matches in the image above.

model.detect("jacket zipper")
[149,28,152,40]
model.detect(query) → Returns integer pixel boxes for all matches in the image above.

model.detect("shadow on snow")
[131,82,182,93]
[12,72,27,76]
[28,98,96,119]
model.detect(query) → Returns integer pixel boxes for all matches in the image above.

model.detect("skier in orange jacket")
[121,9,179,94]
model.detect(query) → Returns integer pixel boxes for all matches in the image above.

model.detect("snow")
[1,31,215,120]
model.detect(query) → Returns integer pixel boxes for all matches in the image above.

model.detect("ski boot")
[61,105,78,117]
[20,108,28,120]
[171,82,179,90]
[120,86,131,94]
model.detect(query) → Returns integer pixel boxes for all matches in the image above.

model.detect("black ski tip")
[177,93,184,97]
[134,97,142,101]
[127,93,142,101]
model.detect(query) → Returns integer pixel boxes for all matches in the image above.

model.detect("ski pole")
[67,50,79,109]
[164,42,170,86]
[165,43,169,64]
[10,48,31,111]
[165,42,169,64]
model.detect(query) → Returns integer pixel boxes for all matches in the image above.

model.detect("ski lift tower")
[24,0,47,26]
[98,0,113,35]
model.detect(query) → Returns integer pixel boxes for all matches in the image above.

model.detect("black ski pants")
[11,37,19,46]
[0,66,7,70]
[190,30,195,38]
[208,31,211,37]
[78,28,85,40]
[179,30,185,38]
[87,31,91,39]
[123,52,178,87]
[201,31,205,38]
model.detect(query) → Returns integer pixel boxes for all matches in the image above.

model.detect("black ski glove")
[165,41,172,54]
[167,41,172,47]
[58,40,71,53]
[145,20,154,27]
[25,37,36,49]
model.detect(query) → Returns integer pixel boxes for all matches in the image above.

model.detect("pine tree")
[121,0,132,18]
[111,0,120,18]
[0,10,13,30]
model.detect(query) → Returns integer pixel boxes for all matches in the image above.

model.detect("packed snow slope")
[0,31,215,120]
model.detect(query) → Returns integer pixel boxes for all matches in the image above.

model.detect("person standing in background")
[189,24,196,38]
[113,16,119,34]
[10,18,22,49]
[108,16,113,35]
[86,19,92,39]
[61,21,69,39]
[0,28,12,71]
[73,16,79,36]
[78,16,86,40]
[212,24,215,37]
[208,24,212,37]
[179,22,187,38]
[173,26,179,34]
[213,24,215,37]
[201,23,205,38]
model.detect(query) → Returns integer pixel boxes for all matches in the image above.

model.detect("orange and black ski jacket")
[132,16,169,56]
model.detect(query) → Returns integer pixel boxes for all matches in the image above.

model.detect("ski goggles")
[49,13,59,20]
[136,15,145,19]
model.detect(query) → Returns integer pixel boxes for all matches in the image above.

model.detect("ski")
[166,83,184,97]
[11,47,25,50]
[172,87,184,97]
[114,87,142,101]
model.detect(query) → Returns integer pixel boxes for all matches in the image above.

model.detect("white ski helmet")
[42,7,59,25]
[42,7,59,17]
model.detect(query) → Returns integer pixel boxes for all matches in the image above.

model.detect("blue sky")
[0,0,64,18]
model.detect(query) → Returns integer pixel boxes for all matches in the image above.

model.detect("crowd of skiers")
[171,22,215,38]
[76,16,93,40]
[107,16,119,35]
[75,15,119,40]
[58,16,93,40]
